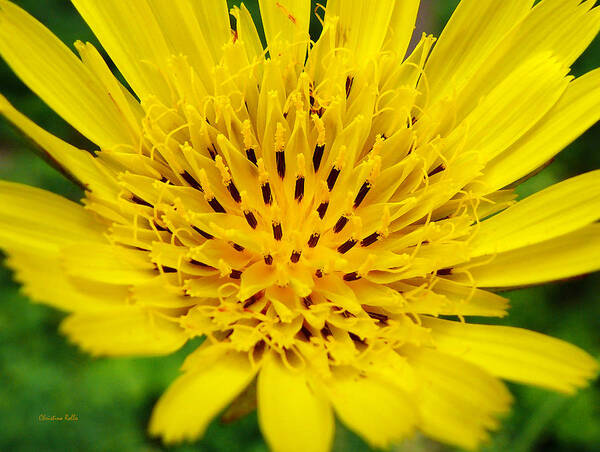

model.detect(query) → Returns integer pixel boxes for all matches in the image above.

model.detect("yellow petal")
[259,0,310,64]
[424,0,534,105]
[423,317,599,394]
[461,224,600,287]
[188,0,232,63]
[62,243,156,285]
[60,307,188,356]
[471,171,600,257]
[325,369,417,448]
[481,68,600,191]
[150,350,256,443]
[71,0,173,103]
[7,249,128,313]
[0,95,117,196]
[325,0,395,66]
[231,4,264,63]
[0,181,104,255]
[258,352,334,452]
[450,54,569,162]
[405,347,512,451]
[382,0,420,60]
[0,0,133,148]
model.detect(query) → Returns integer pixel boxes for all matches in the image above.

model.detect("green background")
[0,1,598,451]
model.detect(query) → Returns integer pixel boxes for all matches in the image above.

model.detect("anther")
[428,164,445,177]
[227,181,241,203]
[436,268,453,276]
[307,233,320,248]
[276,150,286,178]
[313,144,324,172]
[275,123,286,179]
[230,269,242,279]
[246,148,258,165]
[321,324,333,338]
[353,181,371,208]
[360,232,380,247]
[294,176,305,201]
[290,250,301,263]
[367,311,388,324]
[345,76,354,98]
[264,254,274,265]
[303,296,313,308]
[315,269,324,278]
[190,259,212,268]
[208,197,226,213]
[333,216,349,233]
[242,120,258,165]
[181,171,203,191]
[208,144,217,160]
[192,226,214,240]
[272,222,283,241]
[312,115,326,172]
[161,266,177,273]
[337,239,357,254]
[327,167,340,191]
[131,194,153,208]
[317,202,329,219]
[261,182,273,205]
[243,292,262,308]
[232,243,245,252]
[244,210,258,229]
[343,271,361,281]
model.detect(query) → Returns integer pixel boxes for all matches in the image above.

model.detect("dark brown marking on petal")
[333,216,349,233]
[353,181,371,208]
[272,222,283,241]
[192,226,214,240]
[290,250,301,263]
[276,150,286,179]
[246,148,258,165]
[360,232,380,247]
[181,171,203,191]
[244,210,258,229]
[327,167,340,191]
[313,144,324,172]
[307,233,320,248]
[208,197,226,213]
[227,181,242,203]
[337,239,357,254]
[294,176,305,201]
[317,201,329,219]
[261,182,273,205]
[343,272,361,281]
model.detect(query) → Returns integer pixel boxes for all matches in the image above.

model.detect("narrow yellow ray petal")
[325,0,395,67]
[7,250,129,313]
[71,0,173,103]
[0,0,133,148]
[188,0,232,63]
[423,317,599,394]
[60,307,188,356]
[149,351,256,443]
[325,369,417,448]
[471,171,600,257]
[259,0,311,65]
[0,182,104,254]
[405,347,512,451]
[62,243,156,285]
[450,54,569,162]
[382,0,420,60]
[0,95,117,196]
[232,4,265,64]
[460,224,600,288]
[424,0,534,105]
[481,68,600,191]
[258,352,334,452]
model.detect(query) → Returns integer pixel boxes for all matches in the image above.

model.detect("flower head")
[1,0,599,450]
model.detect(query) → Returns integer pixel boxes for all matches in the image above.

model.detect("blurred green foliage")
[0,1,598,451]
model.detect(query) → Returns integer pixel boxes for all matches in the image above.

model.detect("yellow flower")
[1,0,599,450]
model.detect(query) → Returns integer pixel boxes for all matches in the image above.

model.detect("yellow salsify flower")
[0,0,599,450]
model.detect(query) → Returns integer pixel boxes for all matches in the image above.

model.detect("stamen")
[246,148,258,165]
[367,311,388,324]
[190,259,212,268]
[317,201,329,219]
[231,243,245,252]
[208,197,226,213]
[264,254,274,265]
[360,232,380,247]
[192,226,214,240]
[242,120,258,166]
[345,76,354,98]
[428,164,445,177]
[307,233,320,248]
[208,144,217,160]
[272,222,283,241]
[262,182,273,205]
[244,210,258,229]
[243,292,262,308]
[230,269,242,279]
[315,269,324,278]
[302,296,313,308]
[353,181,371,208]
[290,250,301,263]
[312,115,326,172]
[437,268,453,276]
[181,171,203,191]
[275,123,286,179]
[227,182,241,203]
[333,216,349,233]
[327,167,340,191]
[295,176,305,201]
[343,271,361,281]
[131,194,153,208]
[161,266,177,273]
[337,239,357,254]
